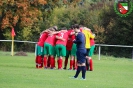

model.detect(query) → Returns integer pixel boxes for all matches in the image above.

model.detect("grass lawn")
[0,51,133,88]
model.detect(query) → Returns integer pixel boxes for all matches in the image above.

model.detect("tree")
[100,3,133,58]
[0,0,82,51]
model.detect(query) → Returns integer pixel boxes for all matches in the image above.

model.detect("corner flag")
[11,28,16,37]
[11,27,16,56]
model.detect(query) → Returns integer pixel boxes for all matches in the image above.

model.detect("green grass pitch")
[0,51,133,88]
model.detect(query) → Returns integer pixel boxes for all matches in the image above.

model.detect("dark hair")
[71,25,74,29]
[73,24,80,29]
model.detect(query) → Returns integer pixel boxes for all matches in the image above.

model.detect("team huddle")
[35,24,95,75]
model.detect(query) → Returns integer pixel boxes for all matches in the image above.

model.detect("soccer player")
[47,26,58,68]
[35,29,49,68]
[72,24,87,80]
[43,26,60,69]
[63,26,77,70]
[51,26,58,69]
[84,28,95,71]
[43,28,57,69]
[80,26,95,71]
[55,27,68,69]
[88,30,95,71]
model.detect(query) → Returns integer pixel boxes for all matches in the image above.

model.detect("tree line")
[0,0,133,58]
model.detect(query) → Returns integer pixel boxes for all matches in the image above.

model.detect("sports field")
[0,51,133,88]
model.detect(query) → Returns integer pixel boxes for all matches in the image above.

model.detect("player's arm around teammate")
[69,27,77,70]
[43,27,59,69]
[85,28,95,71]
[63,26,77,70]
[55,27,68,70]
[81,27,95,71]
[35,29,49,68]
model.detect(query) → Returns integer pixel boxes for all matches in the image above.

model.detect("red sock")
[57,59,59,69]
[35,56,38,68]
[53,57,55,67]
[50,56,54,68]
[41,57,43,68]
[43,57,47,68]
[60,59,63,69]
[64,58,68,68]
[58,58,62,69]
[38,56,42,68]
[70,60,74,70]
[47,56,50,67]
[89,59,93,71]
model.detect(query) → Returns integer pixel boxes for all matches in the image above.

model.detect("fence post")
[98,45,101,60]
[132,49,133,61]
[35,44,37,56]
